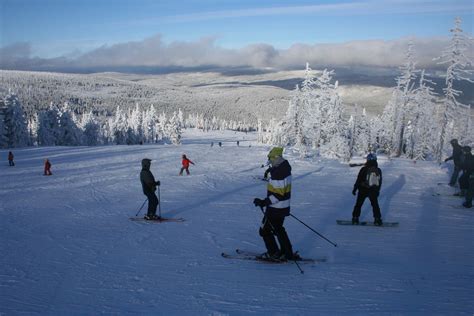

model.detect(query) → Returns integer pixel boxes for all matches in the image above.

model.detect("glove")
[352,188,357,196]
[155,181,160,186]
[253,198,270,208]
[444,158,449,162]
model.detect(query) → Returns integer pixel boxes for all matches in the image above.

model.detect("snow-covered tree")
[2,93,30,148]
[167,111,182,145]
[80,111,101,146]
[111,106,128,145]
[381,42,418,157]
[437,17,474,161]
[37,102,61,146]
[57,102,82,146]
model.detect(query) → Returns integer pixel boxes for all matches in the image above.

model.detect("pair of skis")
[221,249,326,264]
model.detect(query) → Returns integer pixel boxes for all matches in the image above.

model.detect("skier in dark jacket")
[445,139,464,186]
[140,158,160,220]
[352,153,383,225]
[461,147,474,208]
[253,147,294,260]
[8,151,14,166]
[456,146,472,197]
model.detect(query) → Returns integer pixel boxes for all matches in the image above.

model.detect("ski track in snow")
[0,129,473,314]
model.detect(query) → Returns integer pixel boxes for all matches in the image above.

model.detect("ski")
[349,163,365,167]
[220,249,326,263]
[336,220,399,227]
[130,217,185,223]
[432,193,461,197]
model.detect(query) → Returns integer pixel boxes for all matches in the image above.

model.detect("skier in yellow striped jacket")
[254,147,294,261]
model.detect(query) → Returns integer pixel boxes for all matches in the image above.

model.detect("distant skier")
[253,147,294,261]
[44,158,52,175]
[8,151,14,166]
[218,142,222,147]
[140,158,160,220]
[179,154,195,176]
[445,139,463,186]
[351,153,383,226]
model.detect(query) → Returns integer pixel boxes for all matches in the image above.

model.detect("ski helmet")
[366,153,377,161]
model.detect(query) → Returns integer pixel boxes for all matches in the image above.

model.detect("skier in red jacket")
[44,158,52,175]
[179,154,195,176]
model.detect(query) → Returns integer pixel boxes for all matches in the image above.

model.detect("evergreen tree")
[57,102,82,146]
[437,17,474,161]
[37,102,61,146]
[2,93,30,148]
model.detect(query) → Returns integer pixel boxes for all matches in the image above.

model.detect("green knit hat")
[267,147,284,160]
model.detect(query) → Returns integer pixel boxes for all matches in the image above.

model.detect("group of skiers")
[445,138,473,208]
[7,151,52,175]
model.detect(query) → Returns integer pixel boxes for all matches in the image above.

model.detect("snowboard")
[130,217,185,223]
[336,219,399,227]
[221,249,326,264]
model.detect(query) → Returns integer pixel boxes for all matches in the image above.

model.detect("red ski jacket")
[182,158,193,168]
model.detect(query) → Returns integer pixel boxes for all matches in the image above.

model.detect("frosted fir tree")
[27,114,38,146]
[2,93,30,148]
[319,79,348,160]
[80,111,101,146]
[157,112,169,142]
[166,111,182,145]
[349,106,371,157]
[129,104,144,144]
[143,105,158,143]
[278,84,303,147]
[57,102,82,146]
[299,63,320,149]
[437,17,474,161]
[388,42,418,157]
[406,71,440,160]
[111,106,128,145]
[37,102,61,146]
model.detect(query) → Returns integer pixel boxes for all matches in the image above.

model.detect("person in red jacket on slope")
[179,154,195,176]
[44,158,52,175]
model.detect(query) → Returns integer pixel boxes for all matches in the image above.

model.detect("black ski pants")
[352,188,381,219]
[259,213,293,258]
[144,191,159,216]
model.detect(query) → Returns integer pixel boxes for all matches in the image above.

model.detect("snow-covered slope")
[1,129,473,314]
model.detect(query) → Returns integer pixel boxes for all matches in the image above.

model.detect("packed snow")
[1,129,473,314]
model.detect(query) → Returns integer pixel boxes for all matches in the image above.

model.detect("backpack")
[365,166,381,188]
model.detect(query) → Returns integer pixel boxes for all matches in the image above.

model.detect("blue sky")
[0,0,472,71]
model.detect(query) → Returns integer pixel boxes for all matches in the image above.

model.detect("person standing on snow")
[461,147,474,208]
[8,151,14,166]
[456,146,473,197]
[351,153,383,226]
[44,158,52,175]
[179,154,195,176]
[253,147,294,261]
[140,158,161,220]
[445,139,464,186]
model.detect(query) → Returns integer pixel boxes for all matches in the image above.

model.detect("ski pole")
[135,198,147,217]
[289,214,338,247]
[258,206,304,274]
[158,185,162,218]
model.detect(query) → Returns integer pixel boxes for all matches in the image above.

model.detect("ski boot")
[374,218,383,226]
[352,217,359,225]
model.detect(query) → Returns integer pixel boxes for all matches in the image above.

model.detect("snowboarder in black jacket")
[352,153,383,225]
[140,158,160,220]
[461,146,474,208]
[253,147,294,260]
[445,139,464,186]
